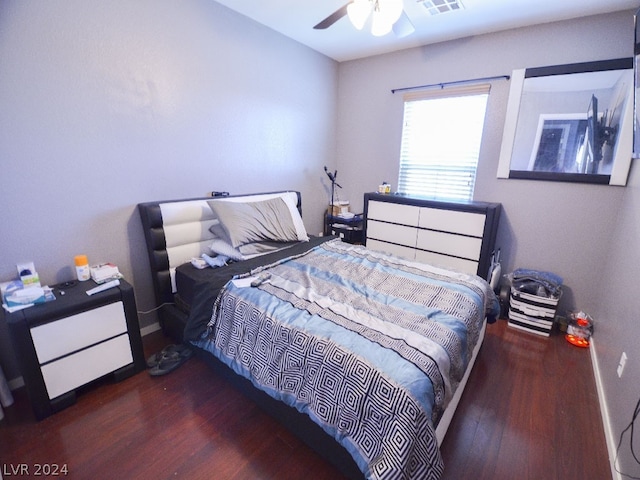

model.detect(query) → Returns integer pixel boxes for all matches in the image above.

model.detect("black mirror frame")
[633,8,640,158]
[498,58,634,185]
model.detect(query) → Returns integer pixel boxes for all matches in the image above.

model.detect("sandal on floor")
[146,344,192,368]
[148,345,193,376]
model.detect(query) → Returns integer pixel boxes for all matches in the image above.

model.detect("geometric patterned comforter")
[192,239,499,480]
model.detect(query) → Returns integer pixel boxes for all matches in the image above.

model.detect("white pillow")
[280,195,309,243]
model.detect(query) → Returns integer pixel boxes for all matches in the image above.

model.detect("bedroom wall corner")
[0,0,338,382]
[588,157,640,479]
[589,337,623,480]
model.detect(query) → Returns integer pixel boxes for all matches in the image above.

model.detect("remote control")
[86,279,120,296]
[250,272,271,287]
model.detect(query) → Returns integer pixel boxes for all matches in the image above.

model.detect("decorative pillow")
[209,238,245,261]
[208,219,226,238]
[207,196,309,248]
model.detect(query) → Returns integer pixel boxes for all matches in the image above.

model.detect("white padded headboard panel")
[158,191,300,292]
[159,200,217,269]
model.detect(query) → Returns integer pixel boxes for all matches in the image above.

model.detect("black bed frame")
[137,192,363,479]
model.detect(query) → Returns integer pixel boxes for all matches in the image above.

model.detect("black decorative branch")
[324,166,342,211]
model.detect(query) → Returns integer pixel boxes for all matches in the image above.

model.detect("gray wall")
[1,1,638,476]
[0,1,338,378]
[335,9,638,477]
[593,149,640,477]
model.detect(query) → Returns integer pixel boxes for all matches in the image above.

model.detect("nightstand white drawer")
[31,302,127,364]
[41,334,133,400]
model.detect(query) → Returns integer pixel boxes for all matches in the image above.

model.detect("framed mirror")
[498,58,634,185]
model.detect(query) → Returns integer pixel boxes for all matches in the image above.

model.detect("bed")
[137,190,499,480]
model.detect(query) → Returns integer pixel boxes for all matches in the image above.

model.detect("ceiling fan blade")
[393,11,415,38]
[314,3,350,30]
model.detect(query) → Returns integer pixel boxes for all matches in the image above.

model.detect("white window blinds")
[397,83,490,201]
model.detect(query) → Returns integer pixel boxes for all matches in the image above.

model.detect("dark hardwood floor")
[0,319,610,479]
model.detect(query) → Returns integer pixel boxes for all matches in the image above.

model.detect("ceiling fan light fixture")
[314,0,415,37]
[347,0,373,30]
[371,10,393,36]
[348,0,403,36]
[378,0,403,24]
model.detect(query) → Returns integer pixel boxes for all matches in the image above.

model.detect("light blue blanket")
[194,239,499,480]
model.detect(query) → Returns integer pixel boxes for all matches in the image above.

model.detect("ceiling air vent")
[419,0,464,15]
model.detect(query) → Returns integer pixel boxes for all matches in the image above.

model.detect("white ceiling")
[214,0,639,62]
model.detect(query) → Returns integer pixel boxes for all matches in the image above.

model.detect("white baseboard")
[140,322,161,337]
[8,376,24,391]
[590,337,622,480]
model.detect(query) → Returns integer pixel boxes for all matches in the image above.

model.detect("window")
[397,84,490,201]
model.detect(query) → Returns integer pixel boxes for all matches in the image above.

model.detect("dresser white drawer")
[367,220,417,248]
[31,302,127,364]
[366,239,417,260]
[414,250,479,275]
[368,201,420,226]
[416,229,483,261]
[418,207,486,237]
[41,334,133,399]
[364,193,500,278]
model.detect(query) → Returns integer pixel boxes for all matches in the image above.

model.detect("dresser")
[364,193,501,278]
[4,279,145,420]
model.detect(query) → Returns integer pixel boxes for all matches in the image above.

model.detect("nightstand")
[324,212,364,244]
[3,279,145,420]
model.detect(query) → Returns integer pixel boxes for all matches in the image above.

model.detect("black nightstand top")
[4,279,133,328]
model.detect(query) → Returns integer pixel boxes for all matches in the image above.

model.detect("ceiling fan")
[314,0,416,38]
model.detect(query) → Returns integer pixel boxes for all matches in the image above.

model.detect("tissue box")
[90,263,121,283]
[17,261,40,288]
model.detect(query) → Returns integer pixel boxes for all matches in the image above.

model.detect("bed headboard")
[137,191,302,307]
